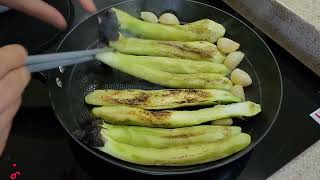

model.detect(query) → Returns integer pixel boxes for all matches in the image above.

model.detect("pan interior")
[49,0,282,174]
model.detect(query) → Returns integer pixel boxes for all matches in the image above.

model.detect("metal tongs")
[26,11,117,73]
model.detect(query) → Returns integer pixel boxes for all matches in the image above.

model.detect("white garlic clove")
[231,85,245,101]
[224,51,245,70]
[159,13,180,25]
[230,68,252,87]
[211,118,233,126]
[140,11,158,23]
[217,38,240,53]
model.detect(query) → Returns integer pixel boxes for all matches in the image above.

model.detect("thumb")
[1,0,67,30]
[0,97,21,156]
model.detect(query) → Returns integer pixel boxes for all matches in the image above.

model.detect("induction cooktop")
[0,0,319,180]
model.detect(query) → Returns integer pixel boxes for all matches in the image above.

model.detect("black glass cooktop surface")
[0,0,319,180]
[0,0,73,54]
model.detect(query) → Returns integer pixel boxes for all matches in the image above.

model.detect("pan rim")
[50,0,283,175]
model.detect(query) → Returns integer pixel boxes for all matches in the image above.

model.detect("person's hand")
[0,0,97,30]
[0,45,31,155]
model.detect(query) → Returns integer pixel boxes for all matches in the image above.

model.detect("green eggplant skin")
[98,133,251,166]
[112,8,226,43]
[110,34,226,63]
[92,101,261,128]
[100,123,242,148]
[98,51,230,75]
[96,51,233,90]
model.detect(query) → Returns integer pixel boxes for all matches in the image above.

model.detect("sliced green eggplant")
[211,118,234,126]
[99,51,229,75]
[111,8,225,43]
[97,132,251,166]
[92,101,261,128]
[74,121,250,166]
[110,34,226,63]
[96,51,233,90]
[85,89,241,109]
[100,123,242,148]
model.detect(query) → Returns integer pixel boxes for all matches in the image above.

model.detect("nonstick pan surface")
[47,0,282,175]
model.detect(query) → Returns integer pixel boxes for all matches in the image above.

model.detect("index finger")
[2,0,67,30]
[0,44,28,79]
[78,0,97,12]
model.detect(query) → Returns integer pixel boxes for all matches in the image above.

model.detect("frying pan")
[45,0,282,175]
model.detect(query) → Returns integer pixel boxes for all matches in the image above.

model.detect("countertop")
[268,140,320,180]
[223,0,320,77]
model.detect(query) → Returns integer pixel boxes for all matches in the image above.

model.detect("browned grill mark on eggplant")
[101,89,211,106]
[127,109,171,122]
[159,42,214,58]
[102,92,150,105]
[163,132,205,139]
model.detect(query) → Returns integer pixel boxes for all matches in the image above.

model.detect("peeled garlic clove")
[217,38,240,53]
[140,11,158,23]
[231,68,252,87]
[159,13,180,25]
[231,85,245,101]
[224,51,245,70]
[211,118,233,126]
